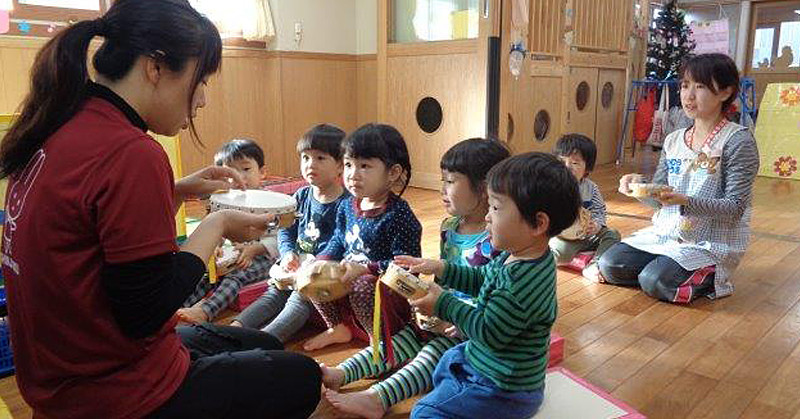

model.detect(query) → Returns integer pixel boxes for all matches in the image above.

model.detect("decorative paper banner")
[689,19,729,55]
[755,83,800,181]
[18,0,99,10]
[0,11,8,35]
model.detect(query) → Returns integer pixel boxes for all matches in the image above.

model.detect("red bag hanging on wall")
[633,87,657,143]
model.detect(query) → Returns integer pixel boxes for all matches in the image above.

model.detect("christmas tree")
[646,0,696,80]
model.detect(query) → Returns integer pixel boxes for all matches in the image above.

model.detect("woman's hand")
[409,282,443,316]
[656,191,689,207]
[176,166,246,201]
[618,173,644,195]
[339,261,370,285]
[219,209,273,243]
[394,256,445,278]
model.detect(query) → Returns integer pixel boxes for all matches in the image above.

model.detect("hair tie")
[93,18,108,37]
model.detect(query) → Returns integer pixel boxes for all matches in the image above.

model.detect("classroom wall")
[0,1,380,177]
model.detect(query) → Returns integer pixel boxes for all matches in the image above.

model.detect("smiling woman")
[603,54,760,305]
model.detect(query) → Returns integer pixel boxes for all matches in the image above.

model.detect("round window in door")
[601,82,614,109]
[416,97,443,134]
[533,110,550,142]
[576,81,591,111]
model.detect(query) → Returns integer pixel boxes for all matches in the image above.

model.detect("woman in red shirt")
[0,1,320,418]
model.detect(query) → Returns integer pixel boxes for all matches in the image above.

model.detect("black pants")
[149,323,321,419]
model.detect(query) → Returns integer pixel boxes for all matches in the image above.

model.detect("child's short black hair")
[680,53,739,111]
[214,138,265,168]
[488,152,580,237]
[553,134,597,172]
[343,123,412,196]
[441,138,511,192]
[296,124,346,160]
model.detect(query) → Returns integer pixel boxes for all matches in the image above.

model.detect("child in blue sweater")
[303,124,422,352]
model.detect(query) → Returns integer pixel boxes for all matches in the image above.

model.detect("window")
[392,0,479,43]
[752,27,775,68]
[749,1,800,70]
[777,21,800,67]
[189,0,274,46]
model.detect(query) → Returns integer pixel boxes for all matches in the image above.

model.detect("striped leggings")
[339,324,462,409]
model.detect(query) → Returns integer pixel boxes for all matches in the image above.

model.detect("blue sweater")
[318,193,422,274]
[277,186,351,257]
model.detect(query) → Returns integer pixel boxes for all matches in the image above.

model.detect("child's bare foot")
[176,306,209,324]
[229,320,243,327]
[320,363,346,391]
[303,323,352,351]
[325,388,386,419]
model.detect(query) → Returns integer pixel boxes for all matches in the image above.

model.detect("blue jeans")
[411,342,544,419]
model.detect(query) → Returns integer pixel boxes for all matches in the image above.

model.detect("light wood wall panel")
[507,75,563,155]
[357,57,378,125]
[573,0,630,52]
[385,52,485,190]
[183,50,285,176]
[0,38,44,114]
[0,38,370,178]
[529,0,566,56]
[279,56,359,177]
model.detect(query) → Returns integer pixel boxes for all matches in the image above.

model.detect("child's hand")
[281,252,301,272]
[584,219,601,237]
[410,282,443,316]
[443,324,464,339]
[394,256,445,277]
[656,191,689,207]
[339,261,369,285]
[233,243,258,270]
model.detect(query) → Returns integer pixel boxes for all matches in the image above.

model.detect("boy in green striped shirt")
[397,152,581,418]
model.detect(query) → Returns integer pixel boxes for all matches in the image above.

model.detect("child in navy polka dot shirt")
[303,124,422,351]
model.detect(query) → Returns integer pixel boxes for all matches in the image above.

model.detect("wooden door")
[594,69,626,165]
[563,66,599,139]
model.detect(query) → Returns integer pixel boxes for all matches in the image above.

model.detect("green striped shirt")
[434,251,557,391]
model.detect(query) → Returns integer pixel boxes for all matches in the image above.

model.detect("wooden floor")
[4,155,800,419]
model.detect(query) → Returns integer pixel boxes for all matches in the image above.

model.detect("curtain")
[190,0,275,43]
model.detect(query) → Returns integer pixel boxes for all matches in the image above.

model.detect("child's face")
[441,170,483,217]
[559,152,587,180]
[343,156,398,199]
[300,150,342,189]
[680,74,731,121]
[225,157,265,189]
[485,189,540,253]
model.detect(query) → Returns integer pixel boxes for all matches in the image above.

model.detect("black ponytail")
[0,0,222,179]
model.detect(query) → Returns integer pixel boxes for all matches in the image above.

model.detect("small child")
[178,138,279,324]
[398,152,581,419]
[231,124,350,342]
[321,138,510,419]
[550,134,621,281]
[303,123,422,352]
